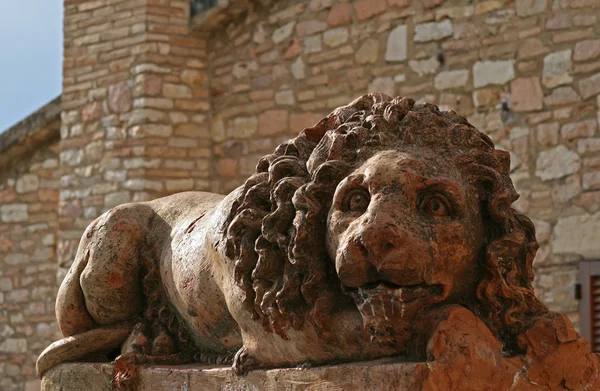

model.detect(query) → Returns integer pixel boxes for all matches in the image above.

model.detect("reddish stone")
[258,110,289,136]
[511,77,543,112]
[108,81,132,114]
[0,236,12,253]
[0,187,16,203]
[81,101,102,124]
[354,0,386,21]
[543,87,581,106]
[143,75,162,96]
[388,0,410,7]
[573,39,600,62]
[38,189,60,203]
[296,20,327,37]
[215,159,238,177]
[291,112,324,131]
[327,3,352,26]
[59,200,83,218]
[282,39,302,60]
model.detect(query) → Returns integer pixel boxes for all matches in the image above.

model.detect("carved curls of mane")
[224,93,547,349]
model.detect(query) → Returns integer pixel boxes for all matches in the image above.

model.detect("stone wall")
[206,0,600,324]
[59,0,210,279]
[0,100,62,391]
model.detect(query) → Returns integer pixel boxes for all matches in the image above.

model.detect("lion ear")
[494,149,511,175]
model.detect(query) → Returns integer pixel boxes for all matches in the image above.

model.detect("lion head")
[225,94,547,354]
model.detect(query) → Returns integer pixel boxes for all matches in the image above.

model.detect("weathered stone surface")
[516,0,547,16]
[354,0,386,21]
[473,60,515,88]
[327,3,351,26]
[368,77,395,97]
[542,50,572,88]
[108,81,132,114]
[578,73,600,100]
[385,25,407,62]
[573,39,600,62]
[561,119,597,141]
[537,122,559,146]
[1,204,28,223]
[291,57,306,79]
[15,174,39,194]
[511,77,543,112]
[408,57,439,76]
[434,70,469,90]
[583,170,600,190]
[553,212,600,258]
[323,27,349,47]
[543,87,580,106]
[258,110,289,135]
[356,39,379,65]
[272,21,295,44]
[536,145,581,180]
[414,20,453,42]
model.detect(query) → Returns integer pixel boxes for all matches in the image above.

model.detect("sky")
[0,1,63,132]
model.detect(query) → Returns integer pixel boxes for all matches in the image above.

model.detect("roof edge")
[0,96,61,171]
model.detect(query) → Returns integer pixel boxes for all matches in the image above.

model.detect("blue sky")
[0,1,63,132]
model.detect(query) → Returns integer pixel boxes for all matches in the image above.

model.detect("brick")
[258,110,289,136]
[511,77,543,112]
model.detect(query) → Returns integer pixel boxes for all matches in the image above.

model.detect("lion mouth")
[345,281,444,303]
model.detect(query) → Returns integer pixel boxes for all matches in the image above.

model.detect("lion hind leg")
[36,320,137,377]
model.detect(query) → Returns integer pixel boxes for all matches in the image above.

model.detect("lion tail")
[36,320,137,377]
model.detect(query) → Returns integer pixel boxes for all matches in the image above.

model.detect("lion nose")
[338,222,417,287]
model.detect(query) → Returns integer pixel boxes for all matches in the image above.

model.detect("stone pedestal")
[42,359,428,390]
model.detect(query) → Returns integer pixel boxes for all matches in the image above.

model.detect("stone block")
[273,21,295,45]
[291,112,323,130]
[561,119,596,141]
[414,20,453,42]
[408,57,439,76]
[578,73,600,100]
[578,138,600,154]
[356,39,379,65]
[385,25,407,62]
[304,35,322,54]
[163,83,192,99]
[108,81,132,113]
[369,77,395,98]
[16,174,40,194]
[327,3,352,26]
[516,0,547,16]
[473,60,515,88]
[296,20,327,36]
[583,171,600,190]
[354,0,386,21]
[543,87,580,106]
[229,116,258,139]
[542,50,572,89]
[573,39,600,62]
[323,27,349,47]
[536,122,559,147]
[553,212,600,258]
[291,57,306,79]
[511,77,543,112]
[434,70,469,90]
[535,145,580,180]
[258,110,289,135]
[1,204,28,223]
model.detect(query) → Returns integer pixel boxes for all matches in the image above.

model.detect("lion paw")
[232,347,260,376]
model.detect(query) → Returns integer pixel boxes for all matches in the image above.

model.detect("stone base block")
[42,358,428,390]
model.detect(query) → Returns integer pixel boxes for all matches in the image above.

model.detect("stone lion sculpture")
[38,94,600,389]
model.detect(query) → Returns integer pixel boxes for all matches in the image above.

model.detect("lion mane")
[224,93,547,353]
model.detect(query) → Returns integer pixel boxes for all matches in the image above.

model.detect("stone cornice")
[0,96,61,171]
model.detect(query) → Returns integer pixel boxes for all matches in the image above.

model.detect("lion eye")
[344,189,370,213]
[420,194,451,218]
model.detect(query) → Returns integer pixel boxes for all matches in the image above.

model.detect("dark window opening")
[579,260,600,352]
[191,0,218,17]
